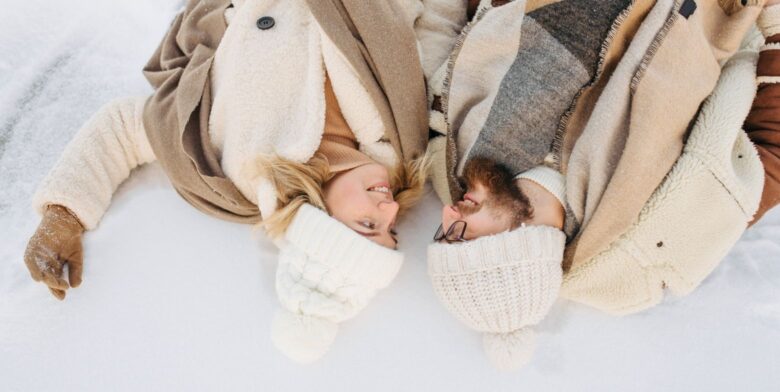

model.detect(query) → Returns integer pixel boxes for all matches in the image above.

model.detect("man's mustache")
[454,199,482,215]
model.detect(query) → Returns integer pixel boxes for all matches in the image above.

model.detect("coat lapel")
[306,0,427,161]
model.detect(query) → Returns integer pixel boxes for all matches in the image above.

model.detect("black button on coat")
[257,16,275,30]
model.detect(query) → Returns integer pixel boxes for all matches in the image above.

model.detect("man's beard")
[460,157,534,226]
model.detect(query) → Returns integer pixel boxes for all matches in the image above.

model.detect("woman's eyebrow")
[353,222,397,245]
[388,229,398,245]
[353,226,379,237]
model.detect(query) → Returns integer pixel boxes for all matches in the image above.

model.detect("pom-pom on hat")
[272,204,403,363]
[427,225,565,370]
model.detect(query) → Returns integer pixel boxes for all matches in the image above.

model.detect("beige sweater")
[319,76,375,173]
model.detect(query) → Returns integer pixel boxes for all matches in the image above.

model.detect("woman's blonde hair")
[246,153,430,240]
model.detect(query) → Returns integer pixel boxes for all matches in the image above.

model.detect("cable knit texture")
[427,225,565,370]
[273,204,403,362]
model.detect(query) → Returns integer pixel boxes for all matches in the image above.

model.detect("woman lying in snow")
[21,0,464,363]
[424,0,780,370]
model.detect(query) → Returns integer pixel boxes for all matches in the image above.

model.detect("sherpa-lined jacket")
[32,0,463,229]
[561,29,767,313]
[427,0,769,315]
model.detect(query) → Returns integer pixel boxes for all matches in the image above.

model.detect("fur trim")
[255,179,279,220]
[758,3,780,38]
[429,110,448,135]
[321,28,386,149]
[760,42,780,52]
[359,141,399,168]
[757,75,780,84]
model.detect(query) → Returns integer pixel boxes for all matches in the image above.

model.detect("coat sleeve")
[32,97,157,230]
[746,4,780,224]
[412,0,467,81]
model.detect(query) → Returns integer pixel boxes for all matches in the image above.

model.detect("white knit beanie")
[427,225,565,371]
[272,203,404,363]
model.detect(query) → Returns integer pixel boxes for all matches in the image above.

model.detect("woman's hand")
[23,205,85,300]
[768,0,780,8]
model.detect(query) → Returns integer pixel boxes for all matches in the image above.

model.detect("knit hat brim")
[428,224,565,276]
[285,204,403,289]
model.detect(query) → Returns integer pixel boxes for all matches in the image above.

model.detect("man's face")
[437,158,533,242]
[440,181,515,241]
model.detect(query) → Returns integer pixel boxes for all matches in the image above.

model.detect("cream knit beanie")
[427,225,565,371]
[272,204,403,363]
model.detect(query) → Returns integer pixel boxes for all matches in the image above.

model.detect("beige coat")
[142,0,428,223]
[33,0,462,229]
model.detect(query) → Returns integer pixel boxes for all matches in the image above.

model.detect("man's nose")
[441,204,462,228]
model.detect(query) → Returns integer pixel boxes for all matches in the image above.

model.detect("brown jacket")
[142,0,428,223]
[746,33,780,223]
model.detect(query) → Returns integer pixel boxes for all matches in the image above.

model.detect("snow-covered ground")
[1,1,779,391]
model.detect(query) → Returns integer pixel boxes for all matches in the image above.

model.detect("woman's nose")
[378,200,400,221]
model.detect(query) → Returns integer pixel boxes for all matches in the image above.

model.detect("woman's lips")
[367,182,393,199]
[368,181,391,190]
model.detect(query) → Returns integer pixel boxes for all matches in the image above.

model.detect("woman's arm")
[746,2,780,224]
[32,96,156,229]
[25,96,156,299]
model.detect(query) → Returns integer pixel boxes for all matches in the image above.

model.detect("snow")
[1,1,779,391]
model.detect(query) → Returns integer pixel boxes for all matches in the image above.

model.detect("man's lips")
[463,193,479,206]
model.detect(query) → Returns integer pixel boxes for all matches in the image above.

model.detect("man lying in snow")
[20,0,465,364]
[425,0,780,370]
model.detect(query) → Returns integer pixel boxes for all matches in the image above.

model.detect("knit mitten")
[24,205,85,300]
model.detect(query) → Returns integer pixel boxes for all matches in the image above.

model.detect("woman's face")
[324,163,399,249]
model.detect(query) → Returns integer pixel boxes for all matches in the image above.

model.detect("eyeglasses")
[433,220,468,243]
